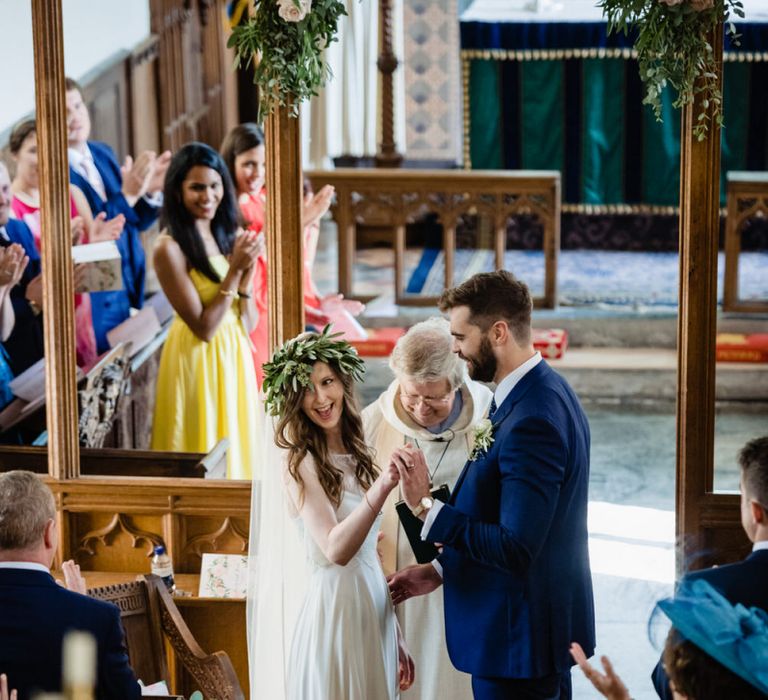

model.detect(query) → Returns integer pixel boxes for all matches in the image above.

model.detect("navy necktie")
[488,397,498,419]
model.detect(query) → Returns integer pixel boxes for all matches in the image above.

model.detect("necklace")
[406,431,454,485]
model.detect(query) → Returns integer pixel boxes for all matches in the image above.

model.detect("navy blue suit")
[652,549,768,699]
[427,360,595,698]
[0,567,140,700]
[1,219,44,375]
[69,141,160,352]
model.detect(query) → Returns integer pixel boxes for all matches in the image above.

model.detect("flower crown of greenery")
[262,325,365,416]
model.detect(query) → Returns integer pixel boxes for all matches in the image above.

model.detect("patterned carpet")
[406,249,768,307]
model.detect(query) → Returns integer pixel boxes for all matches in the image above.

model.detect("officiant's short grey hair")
[389,317,467,390]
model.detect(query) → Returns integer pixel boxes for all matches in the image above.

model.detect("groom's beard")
[464,335,497,383]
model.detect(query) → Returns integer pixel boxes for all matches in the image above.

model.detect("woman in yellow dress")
[151,142,262,479]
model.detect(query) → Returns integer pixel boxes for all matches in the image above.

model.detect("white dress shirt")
[753,540,768,552]
[422,352,544,575]
[0,561,50,573]
[68,146,108,201]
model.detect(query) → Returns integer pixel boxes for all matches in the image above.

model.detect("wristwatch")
[411,495,434,518]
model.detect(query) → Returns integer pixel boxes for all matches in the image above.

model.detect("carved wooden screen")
[150,0,237,151]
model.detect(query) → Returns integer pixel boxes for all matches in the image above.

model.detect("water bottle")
[150,544,176,592]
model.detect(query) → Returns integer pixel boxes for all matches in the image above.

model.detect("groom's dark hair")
[438,270,532,345]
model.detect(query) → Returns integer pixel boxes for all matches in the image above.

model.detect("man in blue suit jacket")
[652,435,768,699]
[65,78,170,352]
[390,270,595,700]
[0,163,44,375]
[0,470,140,700]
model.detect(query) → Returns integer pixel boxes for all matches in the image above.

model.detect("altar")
[460,0,768,211]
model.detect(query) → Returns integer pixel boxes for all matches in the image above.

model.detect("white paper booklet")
[198,553,249,599]
[9,358,46,402]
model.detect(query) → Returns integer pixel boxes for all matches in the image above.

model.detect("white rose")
[277,0,311,22]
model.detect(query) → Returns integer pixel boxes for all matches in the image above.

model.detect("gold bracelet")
[219,289,238,299]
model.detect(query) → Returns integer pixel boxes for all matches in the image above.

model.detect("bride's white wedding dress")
[286,454,399,700]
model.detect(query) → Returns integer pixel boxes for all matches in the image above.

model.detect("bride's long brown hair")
[275,361,378,508]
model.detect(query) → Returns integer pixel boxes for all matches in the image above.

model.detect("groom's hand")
[388,563,442,605]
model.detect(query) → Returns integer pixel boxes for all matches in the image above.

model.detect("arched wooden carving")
[183,516,249,557]
[76,513,163,558]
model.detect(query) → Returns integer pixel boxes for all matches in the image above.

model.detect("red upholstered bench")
[716,333,768,363]
[349,328,406,357]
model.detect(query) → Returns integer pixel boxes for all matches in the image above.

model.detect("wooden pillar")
[32,0,80,480]
[675,25,723,574]
[265,105,304,352]
[375,0,403,167]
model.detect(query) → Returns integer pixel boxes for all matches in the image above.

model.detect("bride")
[249,328,414,699]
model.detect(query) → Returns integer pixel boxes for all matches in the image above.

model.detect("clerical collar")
[426,389,463,435]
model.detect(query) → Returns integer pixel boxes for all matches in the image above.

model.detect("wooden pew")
[0,443,229,478]
[48,477,252,695]
[88,574,244,699]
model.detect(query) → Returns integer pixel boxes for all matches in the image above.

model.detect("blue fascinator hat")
[657,578,768,695]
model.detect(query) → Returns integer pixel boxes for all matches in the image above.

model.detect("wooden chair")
[88,574,244,700]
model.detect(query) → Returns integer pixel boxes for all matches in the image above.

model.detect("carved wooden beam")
[31,0,80,479]
[265,105,304,352]
[675,24,723,575]
[375,0,403,167]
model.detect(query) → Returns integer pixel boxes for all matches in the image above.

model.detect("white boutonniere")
[469,418,495,461]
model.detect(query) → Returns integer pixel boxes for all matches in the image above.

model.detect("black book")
[395,484,451,564]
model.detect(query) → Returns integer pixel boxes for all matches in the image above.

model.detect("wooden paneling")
[80,52,132,161]
[151,0,234,151]
[130,36,162,155]
[48,477,251,573]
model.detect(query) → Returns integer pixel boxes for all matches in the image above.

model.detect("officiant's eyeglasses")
[400,391,453,408]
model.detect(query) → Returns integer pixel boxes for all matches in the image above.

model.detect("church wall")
[0,0,150,132]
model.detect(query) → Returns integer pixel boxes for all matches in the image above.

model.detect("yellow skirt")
[151,312,262,479]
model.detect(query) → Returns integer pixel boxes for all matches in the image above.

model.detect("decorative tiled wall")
[402,0,462,164]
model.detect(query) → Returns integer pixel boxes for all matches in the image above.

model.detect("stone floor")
[313,220,767,699]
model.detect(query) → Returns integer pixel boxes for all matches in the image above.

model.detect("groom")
[389,270,595,700]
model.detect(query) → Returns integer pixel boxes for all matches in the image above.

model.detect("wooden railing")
[724,171,768,313]
[306,169,561,307]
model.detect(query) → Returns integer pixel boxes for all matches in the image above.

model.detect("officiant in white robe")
[363,317,492,700]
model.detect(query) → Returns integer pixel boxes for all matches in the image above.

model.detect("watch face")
[420,496,433,509]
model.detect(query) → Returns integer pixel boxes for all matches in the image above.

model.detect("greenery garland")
[599,0,744,140]
[262,325,366,417]
[228,0,347,118]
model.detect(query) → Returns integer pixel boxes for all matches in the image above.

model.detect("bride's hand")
[397,633,415,691]
[373,460,400,498]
